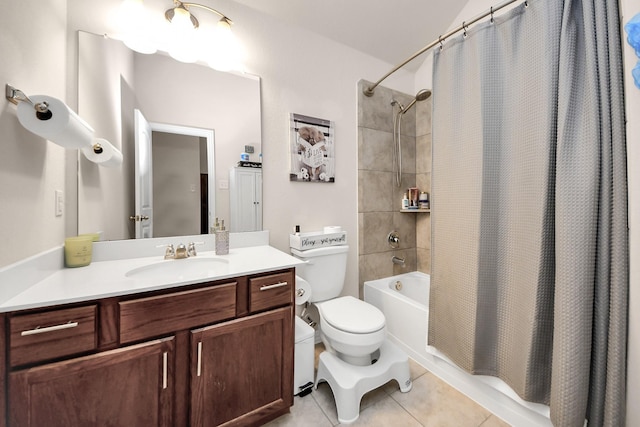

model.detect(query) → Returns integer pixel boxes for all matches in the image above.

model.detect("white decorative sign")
[290,231,347,250]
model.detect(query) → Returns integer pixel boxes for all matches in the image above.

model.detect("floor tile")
[262,393,333,427]
[349,395,422,427]
[271,343,507,427]
[311,382,340,425]
[480,414,513,427]
[408,358,428,379]
[383,358,427,394]
[311,378,392,425]
[390,371,493,427]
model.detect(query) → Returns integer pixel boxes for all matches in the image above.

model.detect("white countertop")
[0,242,303,313]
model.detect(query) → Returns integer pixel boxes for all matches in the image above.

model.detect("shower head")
[401,89,432,113]
[415,89,432,101]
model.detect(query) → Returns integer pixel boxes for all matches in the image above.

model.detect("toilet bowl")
[291,245,387,364]
[316,296,386,365]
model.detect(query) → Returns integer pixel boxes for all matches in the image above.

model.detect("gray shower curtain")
[429,0,628,426]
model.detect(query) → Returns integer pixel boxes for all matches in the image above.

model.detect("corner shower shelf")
[400,208,430,213]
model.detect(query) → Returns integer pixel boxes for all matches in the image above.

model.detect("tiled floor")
[264,345,511,427]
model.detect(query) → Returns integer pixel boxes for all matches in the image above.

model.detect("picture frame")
[289,113,335,182]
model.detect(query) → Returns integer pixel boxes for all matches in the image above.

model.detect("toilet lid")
[318,296,385,334]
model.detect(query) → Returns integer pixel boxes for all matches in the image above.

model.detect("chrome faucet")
[187,241,204,257]
[162,244,176,260]
[392,255,405,266]
[187,242,198,257]
[158,242,203,259]
[175,243,188,259]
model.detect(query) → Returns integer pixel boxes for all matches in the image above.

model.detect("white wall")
[0,1,69,267]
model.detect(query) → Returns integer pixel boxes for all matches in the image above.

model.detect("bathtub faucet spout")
[392,256,405,266]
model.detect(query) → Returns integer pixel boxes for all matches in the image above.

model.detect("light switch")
[219,179,229,190]
[55,190,63,217]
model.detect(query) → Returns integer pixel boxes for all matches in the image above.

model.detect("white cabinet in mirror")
[77,31,262,242]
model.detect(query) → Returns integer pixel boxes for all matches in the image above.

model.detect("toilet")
[291,244,412,424]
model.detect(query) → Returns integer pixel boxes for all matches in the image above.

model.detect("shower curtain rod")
[363,0,521,96]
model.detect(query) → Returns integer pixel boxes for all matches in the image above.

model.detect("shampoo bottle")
[402,193,409,210]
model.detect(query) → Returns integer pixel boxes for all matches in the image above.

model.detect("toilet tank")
[291,245,348,302]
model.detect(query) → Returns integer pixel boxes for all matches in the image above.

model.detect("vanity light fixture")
[118,0,158,54]
[164,0,242,71]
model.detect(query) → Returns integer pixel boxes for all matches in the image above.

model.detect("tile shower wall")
[357,80,432,297]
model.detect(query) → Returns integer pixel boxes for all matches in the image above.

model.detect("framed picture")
[289,113,335,182]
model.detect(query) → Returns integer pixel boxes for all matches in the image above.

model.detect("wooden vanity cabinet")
[9,337,175,427]
[190,307,293,427]
[2,268,295,427]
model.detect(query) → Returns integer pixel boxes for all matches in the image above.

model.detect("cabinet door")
[191,307,293,427]
[254,169,262,230]
[9,337,174,427]
[230,168,262,232]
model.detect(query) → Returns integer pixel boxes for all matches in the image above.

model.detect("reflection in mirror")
[133,110,215,239]
[77,30,261,241]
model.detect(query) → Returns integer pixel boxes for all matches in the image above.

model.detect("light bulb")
[118,0,157,54]
[208,19,243,71]
[170,7,194,32]
[168,6,199,63]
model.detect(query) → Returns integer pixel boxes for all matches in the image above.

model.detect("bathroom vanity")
[0,234,301,427]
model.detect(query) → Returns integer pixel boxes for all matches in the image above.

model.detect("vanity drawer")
[119,282,237,344]
[248,271,294,313]
[9,305,97,367]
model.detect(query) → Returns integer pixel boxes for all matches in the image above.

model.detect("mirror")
[77,31,261,241]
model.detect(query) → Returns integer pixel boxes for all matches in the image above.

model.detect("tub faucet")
[392,255,405,266]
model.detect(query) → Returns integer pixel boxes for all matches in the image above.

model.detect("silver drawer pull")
[259,282,289,291]
[197,341,203,377]
[162,352,168,389]
[21,321,79,336]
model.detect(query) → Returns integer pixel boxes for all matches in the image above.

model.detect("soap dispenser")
[215,220,229,255]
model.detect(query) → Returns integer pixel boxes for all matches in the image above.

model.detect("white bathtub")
[364,272,552,427]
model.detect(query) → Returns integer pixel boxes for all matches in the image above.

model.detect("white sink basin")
[125,257,229,281]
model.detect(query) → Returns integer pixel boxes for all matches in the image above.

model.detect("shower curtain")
[428,0,628,426]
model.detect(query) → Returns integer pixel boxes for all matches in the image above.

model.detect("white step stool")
[315,340,412,424]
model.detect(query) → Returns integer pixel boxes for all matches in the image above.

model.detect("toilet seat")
[317,296,385,334]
